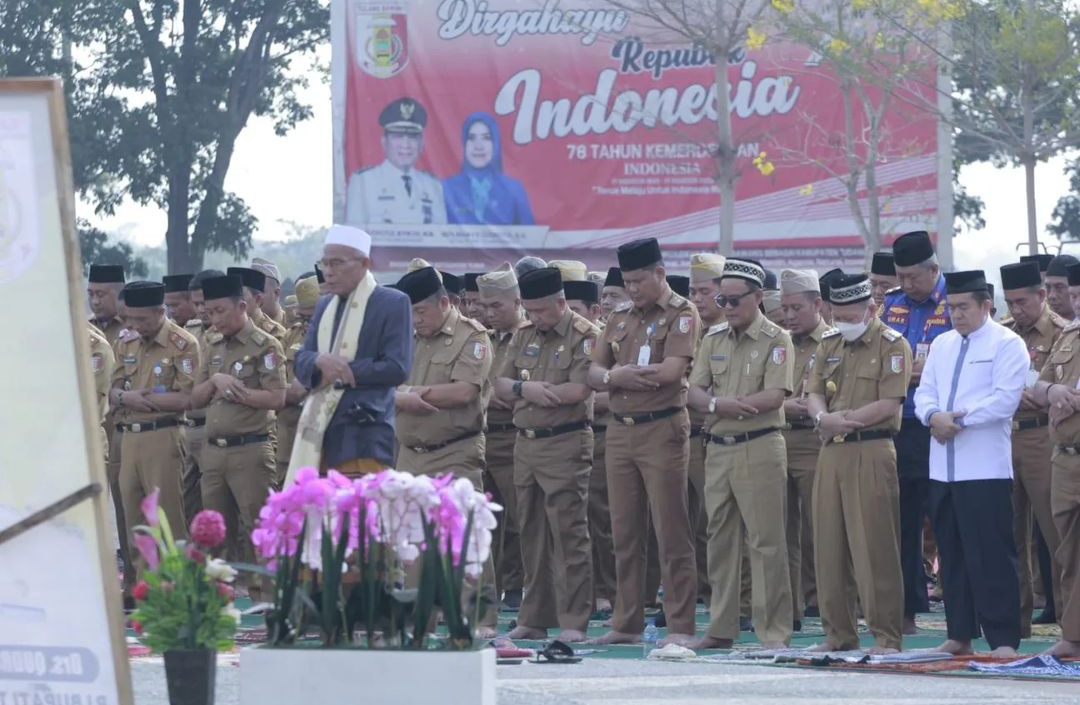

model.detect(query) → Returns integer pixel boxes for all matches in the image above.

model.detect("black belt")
[1058,444,1080,456]
[612,407,681,427]
[518,421,589,440]
[786,421,815,431]
[591,424,607,434]
[707,427,779,446]
[117,418,181,433]
[826,429,895,445]
[208,433,270,448]
[1013,417,1049,432]
[184,418,206,428]
[689,427,704,439]
[487,423,516,434]
[406,430,480,454]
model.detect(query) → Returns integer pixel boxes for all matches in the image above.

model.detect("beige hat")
[779,268,820,296]
[407,257,432,273]
[295,276,320,309]
[762,289,782,313]
[476,263,519,297]
[284,294,298,307]
[587,271,606,285]
[251,257,281,283]
[548,260,588,282]
[689,253,726,284]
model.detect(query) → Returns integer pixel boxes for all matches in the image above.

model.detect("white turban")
[325,224,372,257]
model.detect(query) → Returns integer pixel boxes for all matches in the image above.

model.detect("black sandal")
[531,640,582,664]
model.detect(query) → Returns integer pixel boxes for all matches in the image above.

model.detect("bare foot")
[587,630,640,645]
[1044,639,1080,658]
[688,635,734,650]
[807,642,845,653]
[760,640,788,650]
[933,639,973,655]
[556,629,588,643]
[506,625,547,640]
[903,616,918,635]
[989,646,1019,658]
[475,626,498,640]
[866,646,899,655]
[658,632,697,648]
[595,598,612,612]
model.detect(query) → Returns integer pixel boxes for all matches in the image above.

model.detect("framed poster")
[0,78,133,705]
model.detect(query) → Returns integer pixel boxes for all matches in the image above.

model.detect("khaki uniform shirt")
[397,307,492,447]
[91,316,125,349]
[500,308,599,429]
[488,322,528,429]
[196,318,286,437]
[283,320,309,387]
[111,319,199,425]
[807,317,912,434]
[1002,305,1067,422]
[592,288,700,414]
[270,307,287,328]
[185,320,212,421]
[1040,322,1080,446]
[690,314,794,435]
[89,324,115,423]
[251,307,287,344]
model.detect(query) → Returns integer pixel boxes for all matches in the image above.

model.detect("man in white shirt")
[914,270,1029,656]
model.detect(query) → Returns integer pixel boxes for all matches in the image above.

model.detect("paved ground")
[131,657,1080,704]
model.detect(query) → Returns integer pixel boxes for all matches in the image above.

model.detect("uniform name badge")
[153,363,166,393]
[637,344,651,366]
[915,342,930,361]
[1025,368,1039,389]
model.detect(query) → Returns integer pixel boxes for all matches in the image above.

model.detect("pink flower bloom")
[185,545,206,564]
[133,533,160,570]
[140,489,161,527]
[190,510,227,549]
[132,580,149,601]
[217,583,235,601]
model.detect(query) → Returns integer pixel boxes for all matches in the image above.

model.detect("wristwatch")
[813,410,825,428]
[512,381,524,397]
[602,369,612,386]
[708,397,718,414]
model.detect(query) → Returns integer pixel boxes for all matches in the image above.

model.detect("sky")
[88,81,1077,294]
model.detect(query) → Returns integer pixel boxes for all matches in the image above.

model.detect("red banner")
[331,0,941,273]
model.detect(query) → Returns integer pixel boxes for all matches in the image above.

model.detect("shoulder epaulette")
[760,319,780,338]
[822,328,841,339]
[669,294,687,308]
[707,322,730,336]
[169,330,190,351]
[206,331,224,345]
[465,317,487,333]
[1051,312,1069,329]
[573,317,596,335]
[885,286,902,296]
[881,327,901,342]
[252,330,267,346]
[185,319,203,330]
[119,329,139,344]
[613,301,632,313]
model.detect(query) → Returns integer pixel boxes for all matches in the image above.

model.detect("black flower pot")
[164,648,216,705]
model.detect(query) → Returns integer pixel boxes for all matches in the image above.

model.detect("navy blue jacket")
[294,285,413,467]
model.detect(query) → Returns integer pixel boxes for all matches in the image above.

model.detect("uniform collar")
[1032,304,1058,337]
[908,274,946,306]
[796,316,828,344]
[962,317,993,342]
[434,306,461,338]
[736,312,767,341]
[550,307,574,337]
[147,319,171,348]
[634,285,677,315]
[382,159,412,176]
[232,317,257,343]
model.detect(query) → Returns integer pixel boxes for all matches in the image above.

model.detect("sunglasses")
[715,291,754,308]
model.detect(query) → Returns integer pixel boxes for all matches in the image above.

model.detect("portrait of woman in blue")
[443,111,535,225]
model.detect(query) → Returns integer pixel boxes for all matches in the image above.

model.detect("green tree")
[1048,159,1080,240]
[0,0,328,273]
[78,222,149,278]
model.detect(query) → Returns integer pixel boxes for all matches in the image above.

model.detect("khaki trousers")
[606,412,697,636]
[201,440,274,598]
[785,428,820,618]
[687,431,711,598]
[397,434,498,628]
[1012,425,1063,635]
[120,426,188,556]
[1052,450,1080,642]
[485,429,524,596]
[180,423,205,525]
[514,430,594,631]
[589,428,617,602]
[814,439,903,650]
[274,406,302,490]
[704,431,792,643]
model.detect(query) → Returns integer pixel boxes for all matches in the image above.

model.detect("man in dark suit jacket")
[294,225,413,474]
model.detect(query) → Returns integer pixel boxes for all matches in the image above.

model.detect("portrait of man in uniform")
[345,96,446,226]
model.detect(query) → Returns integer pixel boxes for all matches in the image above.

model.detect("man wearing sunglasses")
[687,258,795,650]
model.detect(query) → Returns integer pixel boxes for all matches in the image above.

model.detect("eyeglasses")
[317,258,362,270]
[715,291,753,308]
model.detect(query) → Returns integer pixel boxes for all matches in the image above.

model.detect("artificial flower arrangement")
[129,491,240,652]
[246,467,501,650]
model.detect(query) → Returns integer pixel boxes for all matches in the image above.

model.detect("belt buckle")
[524,429,536,439]
[722,436,736,445]
[622,417,635,426]
[413,446,429,454]
[832,434,846,444]
[214,438,227,448]
[131,423,143,433]
[1066,446,1079,456]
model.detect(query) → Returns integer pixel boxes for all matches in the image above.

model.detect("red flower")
[189,510,227,549]
[216,583,235,601]
[132,581,149,601]
[132,620,144,635]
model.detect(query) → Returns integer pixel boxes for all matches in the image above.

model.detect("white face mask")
[835,318,869,342]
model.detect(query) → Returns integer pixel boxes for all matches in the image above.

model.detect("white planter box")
[240,646,496,705]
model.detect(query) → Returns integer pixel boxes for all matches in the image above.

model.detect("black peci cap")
[519,267,564,300]
[827,273,872,306]
[122,281,165,308]
[892,231,935,267]
[463,273,481,293]
[440,272,462,296]
[944,270,988,295]
[202,275,244,300]
[763,269,779,291]
[603,267,624,288]
[871,251,896,276]
[999,262,1042,291]
[565,280,599,304]
[818,268,844,299]
[89,264,125,284]
[1047,254,1079,278]
[163,274,194,293]
[666,275,690,297]
[1067,262,1080,287]
[396,267,443,304]
[616,238,662,272]
[1020,254,1055,273]
[227,267,267,293]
